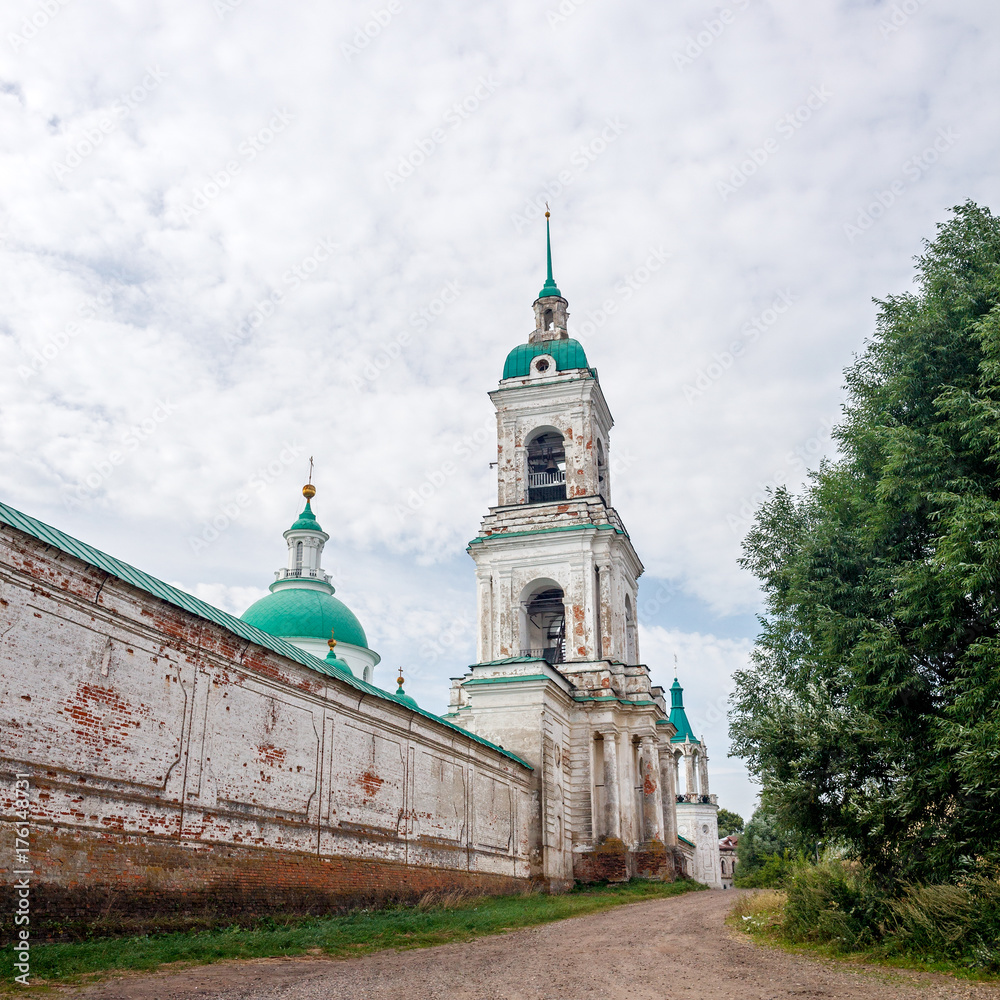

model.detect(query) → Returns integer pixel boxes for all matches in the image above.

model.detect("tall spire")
[669,677,699,743]
[538,207,562,299]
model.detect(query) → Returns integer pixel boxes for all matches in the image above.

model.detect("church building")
[0,221,721,938]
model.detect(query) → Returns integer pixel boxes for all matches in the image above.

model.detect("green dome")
[288,499,324,533]
[323,648,354,677]
[502,339,589,380]
[241,588,368,648]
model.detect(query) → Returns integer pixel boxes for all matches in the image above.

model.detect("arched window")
[625,594,637,664]
[521,584,565,663]
[526,430,566,503]
[597,439,609,502]
[543,307,554,331]
[295,540,303,574]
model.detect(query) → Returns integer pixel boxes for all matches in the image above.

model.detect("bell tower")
[446,217,723,889]
[446,217,720,889]
[470,212,641,668]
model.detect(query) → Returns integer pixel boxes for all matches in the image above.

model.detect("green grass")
[728,889,1000,984]
[1,879,703,992]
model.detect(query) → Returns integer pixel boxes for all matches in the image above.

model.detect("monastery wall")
[0,523,534,939]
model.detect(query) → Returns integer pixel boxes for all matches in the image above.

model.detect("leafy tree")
[717,807,745,838]
[735,805,807,874]
[730,202,1000,885]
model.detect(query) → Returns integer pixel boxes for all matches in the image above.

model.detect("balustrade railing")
[527,470,566,487]
[275,567,332,583]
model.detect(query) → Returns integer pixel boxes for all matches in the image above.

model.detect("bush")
[885,869,1000,970]
[769,858,1000,970]
[782,859,888,950]
[734,850,799,889]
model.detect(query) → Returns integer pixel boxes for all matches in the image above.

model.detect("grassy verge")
[728,889,1000,984]
[2,879,704,992]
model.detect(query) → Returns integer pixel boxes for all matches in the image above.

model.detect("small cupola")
[530,209,569,344]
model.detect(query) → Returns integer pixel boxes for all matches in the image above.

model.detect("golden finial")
[545,201,550,219]
[303,457,316,498]
[328,628,337,651]
[396,667,405,688]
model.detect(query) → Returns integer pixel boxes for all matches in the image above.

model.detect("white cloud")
[2,0,998,818]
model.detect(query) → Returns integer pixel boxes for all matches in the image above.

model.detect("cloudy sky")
[2,0,998,818]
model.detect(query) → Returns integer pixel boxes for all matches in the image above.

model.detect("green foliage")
[733,851,799,889]
[730,202,1000,885]
[716,807,745,838]
[735,805,809,875]
[775,860,1000,971]
[0,880,702,988]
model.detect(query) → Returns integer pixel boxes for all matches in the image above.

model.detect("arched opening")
[526,429,566,503]
[520,583,565,663]
[624,594,637,664]
[295,540,303,575]
[363,665,372,683]
[597,439,608,502]
[543,307,554,331]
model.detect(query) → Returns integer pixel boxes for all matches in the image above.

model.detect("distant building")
[719,834,739,888]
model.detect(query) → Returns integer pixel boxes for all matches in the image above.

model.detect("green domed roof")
[393,686,419,709]
[502,338,590,380]
[288,499,324,533]
[241,588,368,648]
[323,647,354,677]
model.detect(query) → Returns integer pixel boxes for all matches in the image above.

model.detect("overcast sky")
[2,0,998,819]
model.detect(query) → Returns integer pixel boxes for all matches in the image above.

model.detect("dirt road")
[71,890,998,999]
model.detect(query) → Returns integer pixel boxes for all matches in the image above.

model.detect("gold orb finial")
[396,667,405,688]
[328,628,337,651]
[303,483,316,500]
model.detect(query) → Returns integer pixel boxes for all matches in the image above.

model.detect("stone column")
[660,745,677,844]
[602,731,621,841]
[698,748,710,797]
[640,735,664,844]
[684,746,698,798]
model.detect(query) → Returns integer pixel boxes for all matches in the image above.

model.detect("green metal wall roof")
[0,499,531,770]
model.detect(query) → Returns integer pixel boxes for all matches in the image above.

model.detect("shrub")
[733,850,799,889]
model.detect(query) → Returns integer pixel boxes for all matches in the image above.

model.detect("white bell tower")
[447,216,721,890]
[469,212,643,671]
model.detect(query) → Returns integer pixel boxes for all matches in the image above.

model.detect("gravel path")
[69,889,999,999]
